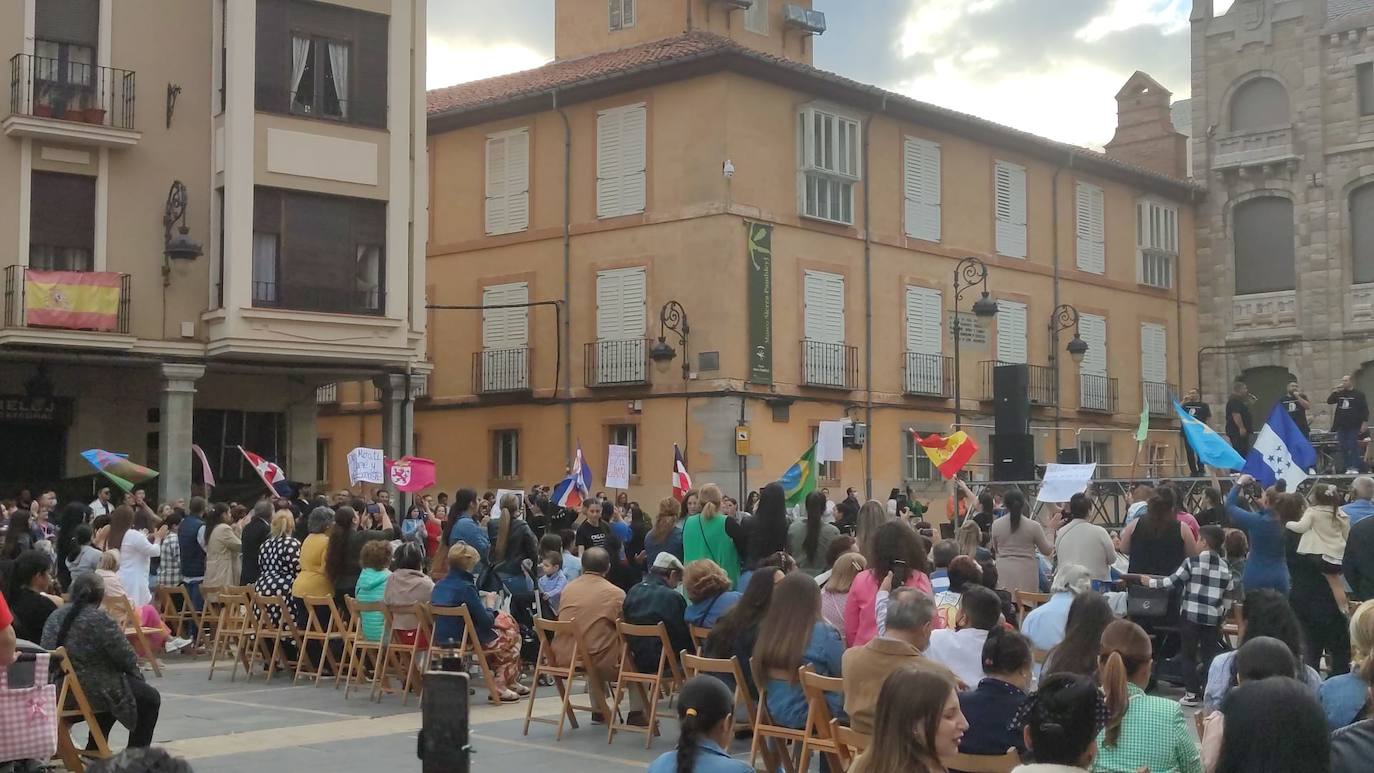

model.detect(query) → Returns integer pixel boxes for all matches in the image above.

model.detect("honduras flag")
[552,443,595,509]
[1242,403,1318,490]
[1174,399,1245,471]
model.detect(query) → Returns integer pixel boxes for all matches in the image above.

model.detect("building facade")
[1192,0,1374,422]
[318,0,1200,514]
[0,0,427,502]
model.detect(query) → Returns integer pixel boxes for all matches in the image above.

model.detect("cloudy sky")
[428,0,1218,149]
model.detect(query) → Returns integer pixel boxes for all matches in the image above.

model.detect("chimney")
[1104,71,1189,179]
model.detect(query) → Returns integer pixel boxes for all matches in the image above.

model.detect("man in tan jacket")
[841,586,959,735]
[551,547,624,719]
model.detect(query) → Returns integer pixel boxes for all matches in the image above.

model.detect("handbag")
[1126,585,1172,619]
[0,653,59,765]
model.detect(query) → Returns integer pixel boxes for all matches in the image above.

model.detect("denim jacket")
[1320,672,1370,730]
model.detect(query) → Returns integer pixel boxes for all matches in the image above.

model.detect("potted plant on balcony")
[83,104,106,124]
[30,82,53,117]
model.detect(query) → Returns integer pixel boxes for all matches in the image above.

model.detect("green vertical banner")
[746,221,773,385]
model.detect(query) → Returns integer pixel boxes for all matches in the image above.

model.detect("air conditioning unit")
[843,422,867,449]
[782,4,826,34]
[715,0,754,8]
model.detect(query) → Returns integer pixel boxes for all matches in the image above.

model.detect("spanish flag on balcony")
[24,269,121,332]
[915,431,978,479]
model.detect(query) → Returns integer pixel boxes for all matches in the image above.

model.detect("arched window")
[1233,196,1295,295]
[1229,77,1290,132]
[1352,184,1374,284]
[1240,365,1297,419]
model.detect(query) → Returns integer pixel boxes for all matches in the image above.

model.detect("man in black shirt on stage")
[1329,374,1370,473]
[1181,388,1212,476]
[1225,381,1254,457]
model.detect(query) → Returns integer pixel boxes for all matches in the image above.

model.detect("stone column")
[373,373,414,501]
[158,363,205,504]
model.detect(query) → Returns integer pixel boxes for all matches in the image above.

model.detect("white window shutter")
[804,272,845,345]
[482,282,528,350]
[484,135,508,235]
[620,266,647,338]
[1079,314,1107,376]
[1140,323,1167,383]
[996,299,1027,364]
[904,286,942,355]
[1076,182,1105,273]
[597,104,646,218]
[504,130,529,233]
[995,161,1027,258]
[620,104,647,215]
[904,137,941,242]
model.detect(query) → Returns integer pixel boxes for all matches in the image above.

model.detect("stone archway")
[1239,365,1296,423]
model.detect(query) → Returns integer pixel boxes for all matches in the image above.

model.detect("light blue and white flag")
[1174,399,1245,471]
[1242,403,1318,489]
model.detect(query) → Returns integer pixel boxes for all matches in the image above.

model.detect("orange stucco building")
[317,0,1203,518]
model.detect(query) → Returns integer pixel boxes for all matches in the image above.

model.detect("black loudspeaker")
[1057,448,1081,464]
[993,364,1031,435]
[992,434,1036,481]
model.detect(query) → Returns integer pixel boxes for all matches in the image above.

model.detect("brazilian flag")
[779,443,819,507]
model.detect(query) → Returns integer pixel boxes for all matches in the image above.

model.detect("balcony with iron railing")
[585,339,648,387]
[315,383,338,405]
[1143,381,1175,417]
[5,53,138,147]
[1080,373,1120,414]
[904,352,952,398]
[979,361,1058,406]
[473,347,531,395]
[801,339,858,390]
[3,264,130,335]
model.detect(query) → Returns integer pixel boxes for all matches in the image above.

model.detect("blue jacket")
[431,569,495,646]
[179,515,206,580]
[644,525,684,567]
[765,621,845,729]
[449,514,490,565]
[958,678,1029,755]
[1226,487,1290,595]
[1321,672,1370,730]
[648,740,751,773]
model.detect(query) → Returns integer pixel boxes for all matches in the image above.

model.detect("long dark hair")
[705,568,778,658]
[55,573,106,648]
[871,520,928,590]
[861,668,954,773]
[1043,592,1115,679]
[66,524,93,564]
[802,490,827,563]
[1216,677,1330,773]
[1099,620,1151,747]
[746,483,789,566]
[324,506,356,582]
[0,511,31,559]
[1138,489,1179,539]
[54,501,90,570]
[7,549,52,599]
[1004,490,1027,531]
[445,488,478,548]
[673,676,736,773]
[1232,589,1306,683]
[494,493,518,559]
[203,503,231,544]
[104,506,135,553]
[754,573,822,675]
[1021,674,1108,766]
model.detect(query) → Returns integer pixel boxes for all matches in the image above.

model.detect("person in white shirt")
[88,486,114,518]
[1123,483,1153,525]
[925,585,1004,687]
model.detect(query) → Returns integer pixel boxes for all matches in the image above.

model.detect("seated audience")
[930,539,959,594]
[820,550,865,633]
[1041,592,1115,680]
[537,550,568,614]
[254,510,302,631]
[1331,654,1374,773]
[1204,589,1321,713]
[1011,673,1110,773]
[1201,636,1297,773]
[933,555,983,629]
[1320,599,1374,729]
[1021,563,1093,653]
[847,667,966,773]
[382,542,433,647]
[755,572,843,730]
[925,585,1003,687]
[5,549,59,643]
[956,518,992,562]
[623,553,692,725]
[551,546,623,717]
[684,559,741,628]
[845,520,932,648]
[65,525,103,587]
[643,497,685,569]
[648,675,751,773]
[354,539,391,642]
[1224,529,1248,601]
[95,550,175,654]
[813,535,857,587]
[1094,619,1201,773]
[86,747,194,773]
[703,567,780,697]
[1053,493,1116,582]
[41,574,161,749]
[958,627,1032,756]
[1215,676,1329,773]
[842,586,956,735]
[431,542,526,702]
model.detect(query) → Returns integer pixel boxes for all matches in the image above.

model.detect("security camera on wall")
[723,159,735,178]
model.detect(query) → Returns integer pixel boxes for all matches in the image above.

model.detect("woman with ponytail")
[648,675,750,773]
[990,490,1054,595]
[787,490,840,577]
[490,493,539,596]
[1093,619,1201,773]
[683,484,746,588]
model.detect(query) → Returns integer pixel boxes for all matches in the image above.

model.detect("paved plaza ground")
[108,655,701,772]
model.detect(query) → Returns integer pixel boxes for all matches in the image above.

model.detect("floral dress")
[254,535,302,628]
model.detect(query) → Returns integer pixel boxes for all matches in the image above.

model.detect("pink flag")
[191,444,216,489]
[385,456,436,493]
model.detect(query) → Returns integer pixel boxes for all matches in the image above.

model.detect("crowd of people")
[3,471,1374,772]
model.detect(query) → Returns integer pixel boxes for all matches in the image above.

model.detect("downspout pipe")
[863,95,885,500]
[1051,151,1076,459]
[555,90,573,461]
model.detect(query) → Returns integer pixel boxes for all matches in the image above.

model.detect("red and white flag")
[385,456,437,493]
[671,444,693,501]
[238,446,289,496]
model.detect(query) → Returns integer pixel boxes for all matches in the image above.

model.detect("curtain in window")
[252,232,278,303]
[355,244,380,310]
[290,36,311,103]
[327,41,349,118]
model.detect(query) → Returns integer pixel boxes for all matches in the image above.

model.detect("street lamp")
[1050,303,1089,455]
[952,257,997,430]
[650,300,690,380]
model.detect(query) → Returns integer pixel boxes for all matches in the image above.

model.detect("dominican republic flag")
[238,446,292,496]
[672,444,693,501]
[552,443,594,509]
[1242,403,1318,490]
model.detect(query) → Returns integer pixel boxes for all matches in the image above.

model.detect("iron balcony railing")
[979,361,1058,406]
[585,339,648,386]
[473,347,531,394]
[801,339,858,389]
[9,53,135,129]
[252,282,384,316]
[315,384,338,404]
[1143,381,1175,417]
[3,265,130,333]
[904,352,953,397]
[371,376,428,402]
[1080,373,1120,414]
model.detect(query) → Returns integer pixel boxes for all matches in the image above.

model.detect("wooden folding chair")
[524,616,601,741]
[681,653,757,746]
[207,591,253,681]
[102,594,164,677]
[198,585,227,643]
[750,657,804,773]
[342,597,387,699]
[1014,590,1051,620]
[155,585,199,643]
[51,647,112,773]
[1222,601,1243,645]
[376,603,431,703]
[798,666,847,773]
[294,595,346,686]
[607,622,687,748]
[689,624,711,656]
[428,605,504,704]
[831,720,869,763]
[333,597,362,690]
[245,590,298,681]
[945,750,1020,773]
